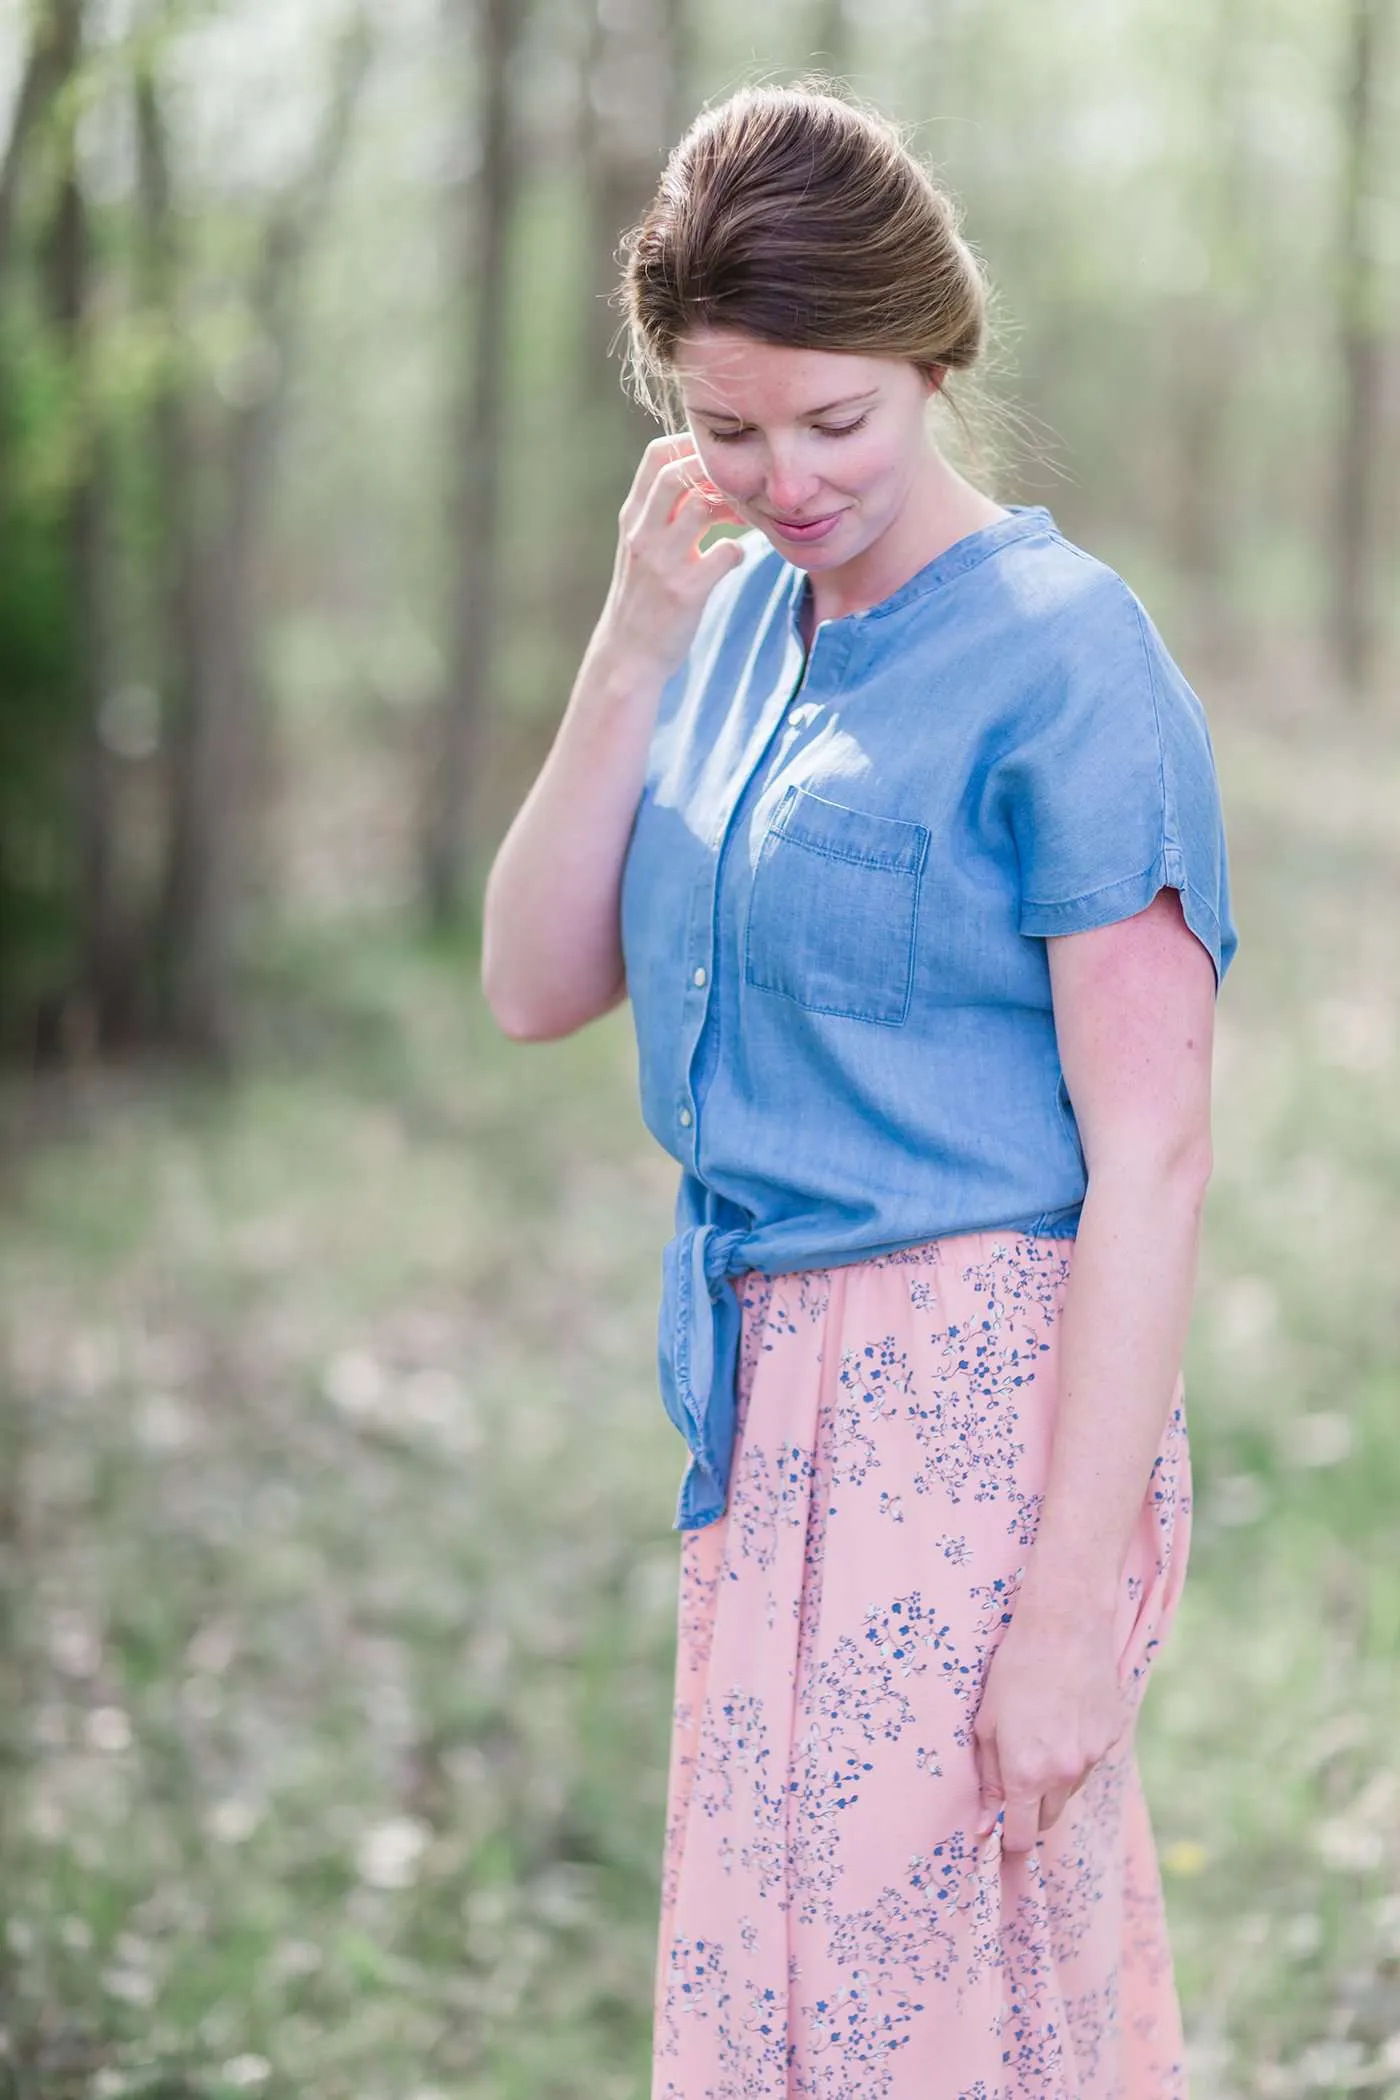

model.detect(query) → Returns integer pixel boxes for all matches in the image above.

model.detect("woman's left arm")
[972,883,1218,1855]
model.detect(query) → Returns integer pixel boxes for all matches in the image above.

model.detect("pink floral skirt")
[652,1228,1191,2099]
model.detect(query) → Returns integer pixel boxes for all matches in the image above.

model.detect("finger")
[1001,1790,1042,1856]
[667,485,745,539]
[621,433,698,523]
[697,532,748,578]
[642,428,696,461]
[651,467,743,538]
[973,1730,1003,1838]
[632,454,721,534]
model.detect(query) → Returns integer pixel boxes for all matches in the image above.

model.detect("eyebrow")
[689,387,880,425]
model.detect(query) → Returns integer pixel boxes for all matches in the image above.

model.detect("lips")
[766,510,845,543]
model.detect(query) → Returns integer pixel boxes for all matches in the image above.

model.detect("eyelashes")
[704,413,871,445]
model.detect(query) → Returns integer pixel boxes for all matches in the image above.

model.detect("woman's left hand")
[971,1599,1127,1855]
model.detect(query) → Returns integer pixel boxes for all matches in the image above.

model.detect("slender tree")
[421,0,527,926]
[0,1,64,286]
[44,0,130,1051]
[1333,0,1389,700]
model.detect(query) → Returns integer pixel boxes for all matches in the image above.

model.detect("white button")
[678,1105,693,1128]
[692,965,707,987]
[787,708,802,726]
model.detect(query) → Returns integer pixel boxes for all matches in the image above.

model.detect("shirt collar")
[786,503,1056,638]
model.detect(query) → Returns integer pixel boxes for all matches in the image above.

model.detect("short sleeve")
[1003,580,1238,991]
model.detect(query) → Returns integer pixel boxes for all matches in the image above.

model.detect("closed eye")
[704,413,870,444]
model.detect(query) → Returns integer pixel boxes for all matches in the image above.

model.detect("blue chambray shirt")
[618,504,1238,1532]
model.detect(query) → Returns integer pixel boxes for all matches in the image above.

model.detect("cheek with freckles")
[831,427,913,503]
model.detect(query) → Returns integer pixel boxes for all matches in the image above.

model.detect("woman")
[482,81,1236,2100]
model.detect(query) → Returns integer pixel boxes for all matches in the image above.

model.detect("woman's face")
[673,329,940,566]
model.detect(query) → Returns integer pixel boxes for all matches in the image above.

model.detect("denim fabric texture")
[618,504,1239,1531]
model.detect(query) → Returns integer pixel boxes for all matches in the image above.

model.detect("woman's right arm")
[481,434,745,1042]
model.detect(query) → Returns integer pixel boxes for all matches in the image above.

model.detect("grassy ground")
[1,707,1397,2099]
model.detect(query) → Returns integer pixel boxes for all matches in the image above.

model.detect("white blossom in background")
[357,1815,430,1890]
[323,1348,386,1417]
[136,1390,194,1450]
[207,1796,263,1845]
[102,1963,156,2007]
[220,2057,271,2090]
[87,1706,132,1752]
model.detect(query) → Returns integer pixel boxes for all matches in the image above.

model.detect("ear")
[924,363,948,395]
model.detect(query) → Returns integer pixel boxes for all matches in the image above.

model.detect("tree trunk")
[420,0,527,925]
[136,64,235,1061]
[43,0,127,1054]
[143,17,372,1058]
[0,2,64,286]
[1333,0,1386,701]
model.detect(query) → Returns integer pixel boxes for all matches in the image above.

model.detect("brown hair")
[616,80,993,441]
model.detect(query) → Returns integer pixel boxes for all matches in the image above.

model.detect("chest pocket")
[743,785,929,1025]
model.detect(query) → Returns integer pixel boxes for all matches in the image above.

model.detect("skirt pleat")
[652,1230,1190,2100]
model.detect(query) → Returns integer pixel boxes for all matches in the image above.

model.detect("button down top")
[619,505,1238,1531]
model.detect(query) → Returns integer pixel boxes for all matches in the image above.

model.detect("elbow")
[486,999,614,1043]
[480,955,624,1042]
[479,945,533,1040]
[480,964,560,1043]
[478,877,628,1039]
[486,1000,551,1043]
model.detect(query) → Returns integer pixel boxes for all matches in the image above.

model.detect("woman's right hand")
[599,432,749,680]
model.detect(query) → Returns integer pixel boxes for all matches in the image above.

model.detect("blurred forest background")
[0,0,1398,2095]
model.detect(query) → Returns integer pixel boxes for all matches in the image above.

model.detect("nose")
[762,444,823,517]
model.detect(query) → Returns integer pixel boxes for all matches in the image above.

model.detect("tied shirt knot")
[657,1222,756,1530]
